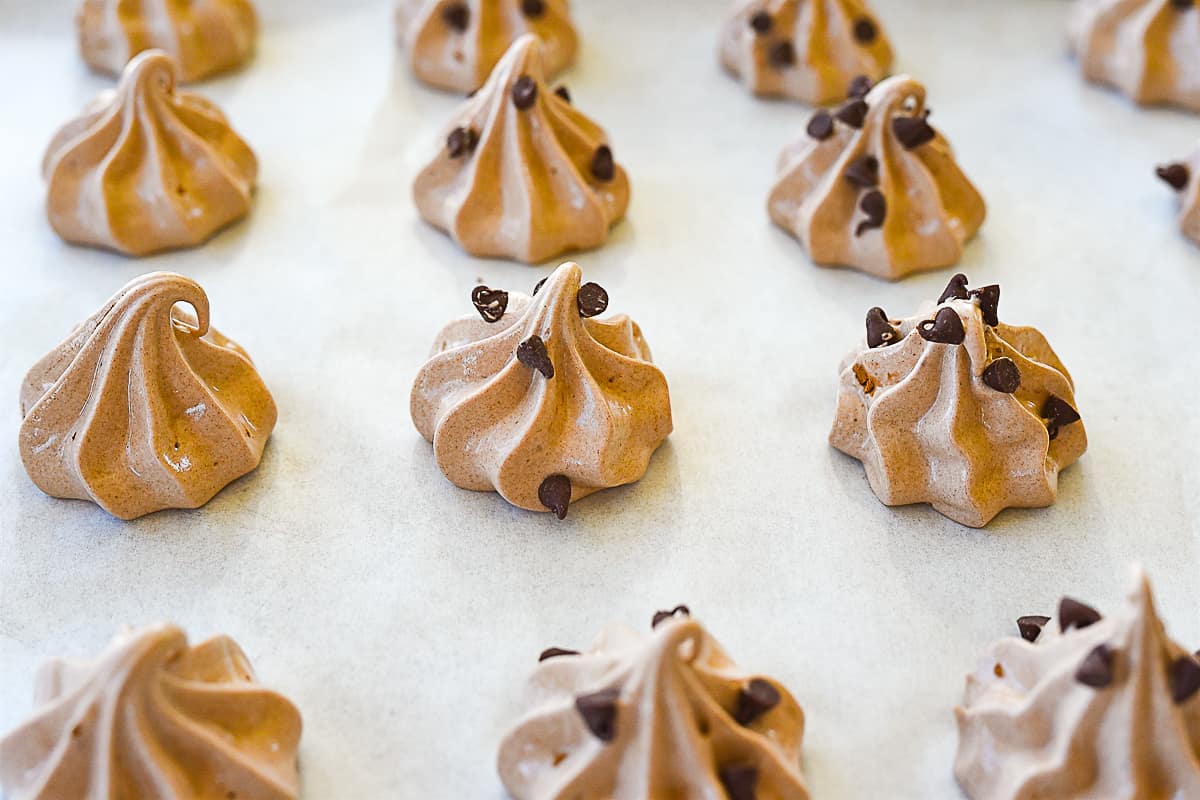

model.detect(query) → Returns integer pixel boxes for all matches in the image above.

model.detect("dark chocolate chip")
[971,285,1001,327]
[855,189,887,236]
[865,307,898,348]
[442,2,469,31]
[554,85,572,104]
[577,282,609,318]
[853,16,878,44]
[575,688,619,741]
[1059,597,1101,632]
[533,277,548,295]
[918,307,966,345]
[835,99,870,128]
[517,335,554,378]
[512,76,539,110]
[651,605,691,628]
[538,474,571,519]
[1043,395,1081,441]
[807,111,835,141]
[733,678,781,726]
[719,764,759,800]
[447,126,478,159]
[1157,162,1190,191]
[749,11,773,34]
[521,0,546,18]
[1170,655,1200,704]
[539,647,580,662]
[893,115,936,150]
[1170,0,1194,9]
[845,155,880,188]
[768,40,796,69]
[846,75,874,99]
[1076,644,1115,689]
[1017,615,1051,643]
[982,357,1021,393]
[590,146,616,182]
[471,285,508,323]
[938,273,970,304]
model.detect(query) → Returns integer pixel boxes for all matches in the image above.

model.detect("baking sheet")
[2,1,1200,797]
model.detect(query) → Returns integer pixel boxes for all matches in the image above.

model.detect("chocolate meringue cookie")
[396,0,578,93]
[0,624,301,800]
[720,0,894,104]
[78,0,258,83]
[44,50,257,257]
[1157,155,1200,244]
[411,262,671,519]
[19,272,276,520]
[769,75,986,280]
[498,607,810,800]
[955,567,1200,799]
[1069,0,1200,112]
[414,35,628,264]
[829,274,1086,527]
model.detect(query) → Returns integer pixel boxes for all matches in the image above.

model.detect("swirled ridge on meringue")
[413,34,629,264]
[955,567,1200,799]
[1069,0,1200,112]
[19,272,277,520]
[719,0,894,104]
[411,262,671,518]
[78,0,258,83]
[498,608,810,800]
[0,624,302,800]
[769,74,985,280]
[829,274,1086,527]
[396,0,578,93]
[44,50,257,257]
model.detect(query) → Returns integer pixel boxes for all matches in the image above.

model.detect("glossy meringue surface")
[955,568,1200,799]
[0,624,301,800]
[43,50,258,257]
[78,0,258,83]
[769,74,986,280]
[720,0,894,104]
[19,272,276,520]
[414,34,628,264]
[396,0,577,93]
[497,611,809,800]
[411,262,671,517]
[1069,0,1200,112]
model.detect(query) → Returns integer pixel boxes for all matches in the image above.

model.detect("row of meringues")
[16,266,1084,527]
[0,565,1195,798]
[45,1,1200,275]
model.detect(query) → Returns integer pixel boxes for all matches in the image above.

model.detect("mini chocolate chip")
[865,307,898,348]
[971,285,1001,326]
[521,0,546,18]
[1076,644,1115,689]
[1017,615,1051,643]
[651,605,691,628]
[1170,655,1200,704]
[853,17,878,44]
[512,76,538,110]
[734,679,781,726]
[719,764,759,800]
[471,285,508,323]
[982,358,1021,393]
[918,307,966,345]
[845,155,879,188]
[938,273,970,304]
[749,11,773,34]
[554,85,571,104]
[768,40,796,69]
[846,75,874,99]
[538,474,571,519]
[447,127,478,159]
[539,647,580,661]
[442,1,469,31]
[1170,0,1194,9]
[1157,163,1190,191]
[1059,597,1101,632]
[577,282,609,317]
[855,189,887,236]
[893,115,936,150]
[807,111,835,141]
[575,688,619,741]
[533,277,548,295]
[517,335,554,378]
[591,146,616,182]
[835,99,869,128]
[1043,395,1081,441]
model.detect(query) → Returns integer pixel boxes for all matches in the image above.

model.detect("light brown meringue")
[769,74,986,280]
[19,272,276,520]
[396,0,578,93]
[78,0,258,83]
[1069,0,1200,112]
[498,608,810,800]
[414,34,628,265]
[829,274,1086,527]
[1156,155,1200,244]
[720,0,894,104]
[411,262,671,519]
[44,50,257,258]
[0,624,302,800]
[955,567,1200,799]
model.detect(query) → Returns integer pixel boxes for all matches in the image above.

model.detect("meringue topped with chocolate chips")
[1157,153,1200,244]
